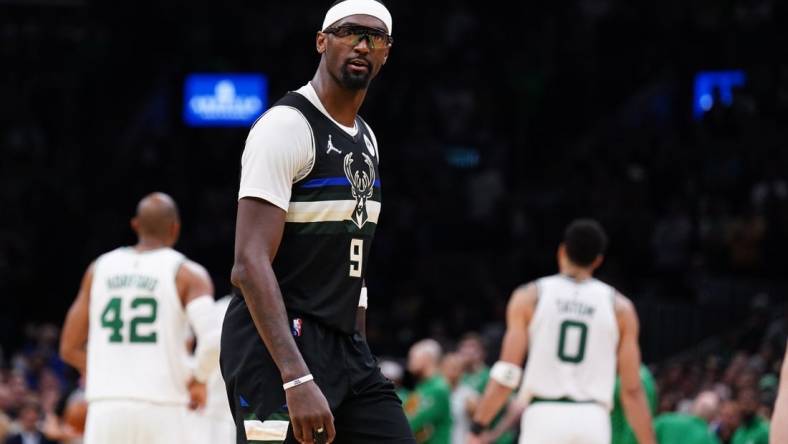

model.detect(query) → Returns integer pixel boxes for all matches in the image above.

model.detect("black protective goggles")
[323,25,393,49]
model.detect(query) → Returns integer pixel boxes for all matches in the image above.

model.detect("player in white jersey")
[468,219,655,444]
[186,294,236,444]
[59,192,221,444]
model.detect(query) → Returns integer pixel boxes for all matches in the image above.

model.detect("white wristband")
[282,374,314,391]
[359,287,368,309]
[490,361,522,389]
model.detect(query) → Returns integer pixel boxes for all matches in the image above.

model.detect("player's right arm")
[176,260,218,410]
[615,294,656,444]
[59,262,95,374]
[232,108,333,444]
[770,341,788,444]
[469,283,536,441]
[233,199,334,444]
[480,398,526,443]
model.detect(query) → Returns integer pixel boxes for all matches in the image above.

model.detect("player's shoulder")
[509,281,539,308]
[92,246,130,268]
[524,274,563,297]
[357,115,379,149]
[612,291,638,321]
[175,258,210,281]
[97,246,129,259]
[593,276,619,292]
[248,102,311,139]
[512,281,537,297]
[529,274,550,285]
[357,114,375,135]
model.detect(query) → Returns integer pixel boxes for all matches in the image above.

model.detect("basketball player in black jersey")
[221,1,415,443]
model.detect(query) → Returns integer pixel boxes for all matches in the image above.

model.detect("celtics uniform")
[221,83,414,444]
[518,274,619,444]
[84,247,191,444]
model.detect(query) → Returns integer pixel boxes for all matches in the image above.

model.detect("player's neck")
[559,265,593,282]
[134,238,170,252]
[310,74,367,127]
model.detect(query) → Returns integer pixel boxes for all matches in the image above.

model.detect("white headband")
[322,0,393,36]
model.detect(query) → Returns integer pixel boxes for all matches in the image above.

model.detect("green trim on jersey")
[531,396,600,405]
[245,412,291,444]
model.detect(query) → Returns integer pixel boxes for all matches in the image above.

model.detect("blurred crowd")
[647,305,788,443]
[4,308,786,443]
[387,307,788,444]
[0,325,83,444]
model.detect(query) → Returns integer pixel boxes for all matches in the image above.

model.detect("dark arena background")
[2,0,788,443]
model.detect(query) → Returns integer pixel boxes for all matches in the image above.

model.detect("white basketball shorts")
[519,401,610,444]
[85,399,188,444]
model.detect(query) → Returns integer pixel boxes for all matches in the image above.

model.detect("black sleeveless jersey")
[269,92,381,334]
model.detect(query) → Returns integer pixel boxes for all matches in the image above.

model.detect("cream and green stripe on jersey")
[244,420,289,443]
[244,412,291,444]
[286,175,381,235]
[286,200,381,224]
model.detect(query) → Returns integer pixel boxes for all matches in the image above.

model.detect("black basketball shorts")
[220,295,416,444]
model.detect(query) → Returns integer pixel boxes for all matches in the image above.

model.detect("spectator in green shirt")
[655,391,721,444]
[458,333,515,444]
[611,364,658,444]
[404,339,452,444]
[458,333,490,393]
[732,387,769,444]
[713,400,742,444]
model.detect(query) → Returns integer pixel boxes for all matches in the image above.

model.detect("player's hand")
[479,431,496,444]
[187,377,207,410]
[468,430,496,444]
[467,433,484,444]
[285,381,335,444]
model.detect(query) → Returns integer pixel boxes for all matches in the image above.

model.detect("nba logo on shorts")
[291,318,303,337]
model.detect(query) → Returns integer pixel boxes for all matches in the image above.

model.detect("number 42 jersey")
[85,247,192,405]
[520,275,620,410]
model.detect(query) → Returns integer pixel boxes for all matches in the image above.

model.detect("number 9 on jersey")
[349,239,363,277]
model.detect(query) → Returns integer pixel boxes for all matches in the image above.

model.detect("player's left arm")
[59,262,95,374]
[176,259,218,410]
[470,283,536,435]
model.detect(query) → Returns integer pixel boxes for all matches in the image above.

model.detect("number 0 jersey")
[520,274,619,410]
[86,247,191,405]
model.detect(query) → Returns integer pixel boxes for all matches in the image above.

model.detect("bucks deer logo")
[343,152,376,229]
